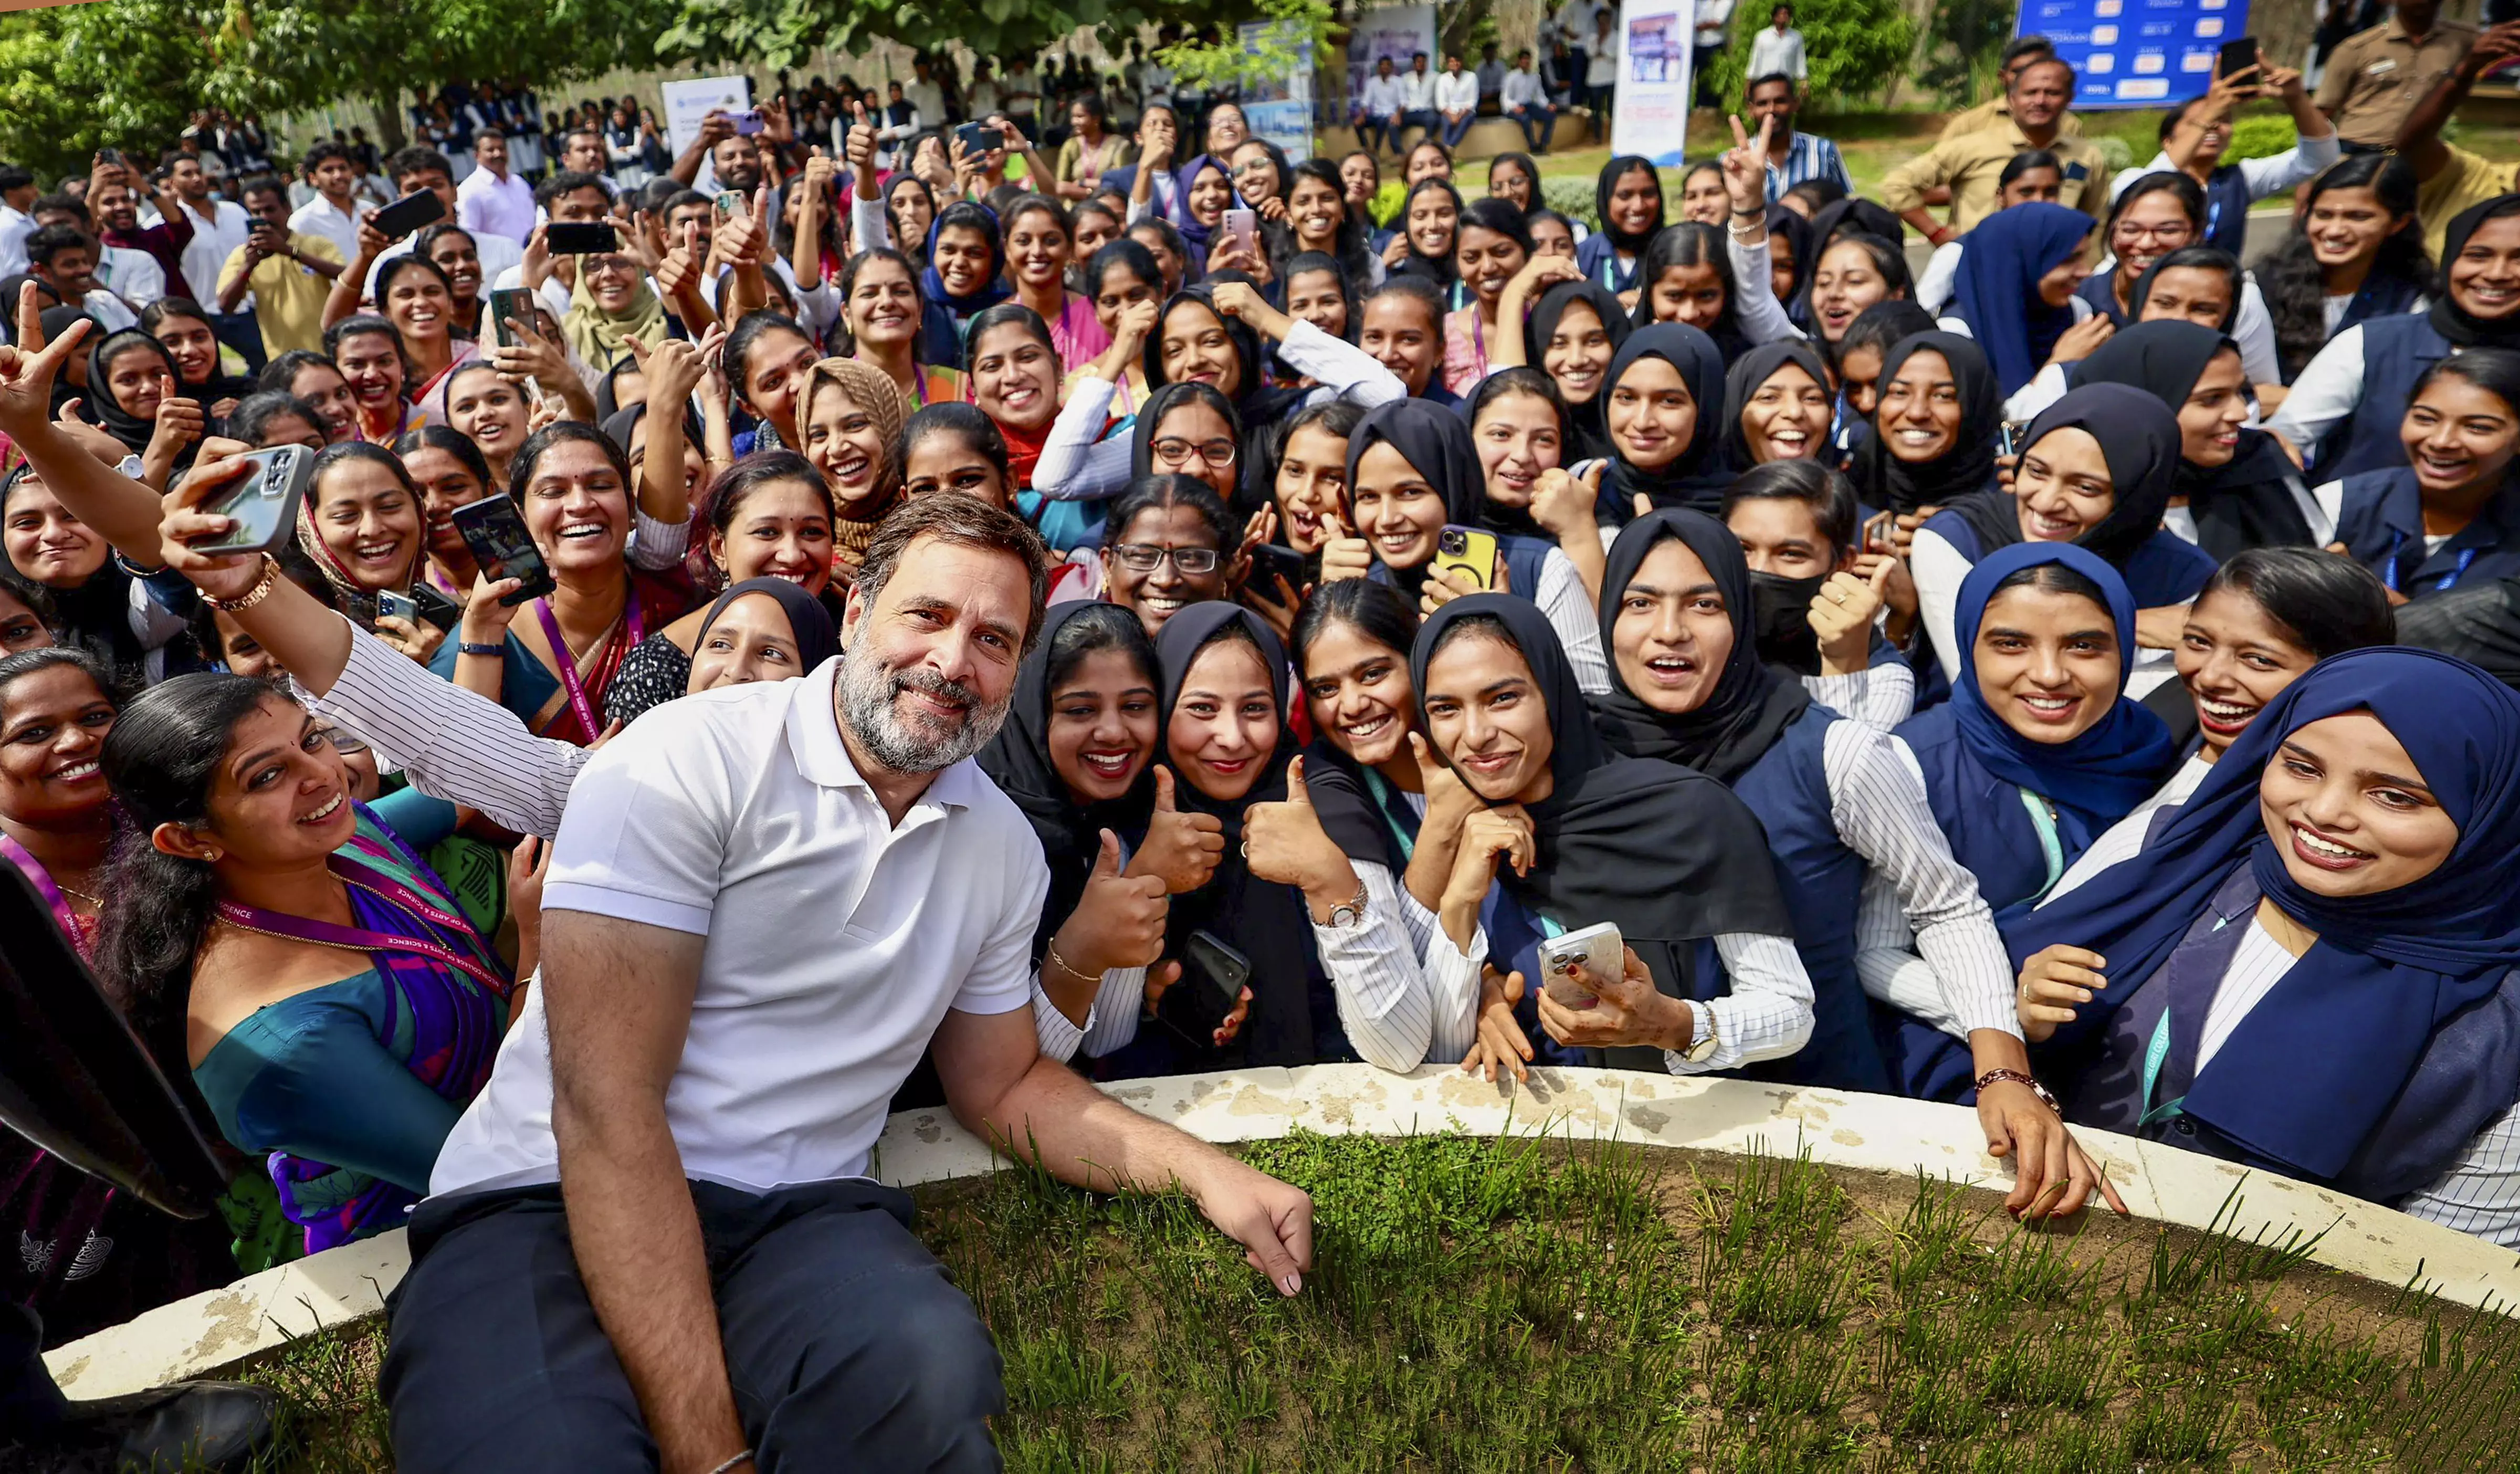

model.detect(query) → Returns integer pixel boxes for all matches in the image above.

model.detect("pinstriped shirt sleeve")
[1035,966,1150,1062]
[1536,549,1612,695]
[1034,374,1134,502]
[1414,896,1492,1067]
[1826,719,2019,1040]
[1670,934,1814,1073]
[629,505,692,571]
[298,615,587,841]
[2401,1105,2520,1249]
[851,193,891,252]
[1722,226,1807,347]
[1803,660,1915,730]
[1313,861,1436,1072]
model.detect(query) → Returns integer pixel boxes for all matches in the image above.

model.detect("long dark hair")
[1631,222,1739,340]
[1280,158,1374,286]
[1293,576,1419,674]
[96,672,282,1039]
[2256,155,2436,382]
[691,448,834,594]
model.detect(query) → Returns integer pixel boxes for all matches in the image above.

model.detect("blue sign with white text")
[2017,0,2253,108]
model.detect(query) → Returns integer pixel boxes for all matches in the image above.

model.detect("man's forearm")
[215,265,254,313]
[970,1053,1232,1196]
[2397,66,2472,158]
[555,1090,747,1474]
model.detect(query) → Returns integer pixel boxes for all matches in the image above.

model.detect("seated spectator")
[2328,350,2520,602]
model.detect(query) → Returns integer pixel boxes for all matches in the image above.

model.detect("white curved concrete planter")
[44,1065,2520,1402]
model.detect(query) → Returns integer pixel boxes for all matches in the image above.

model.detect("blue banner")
[2018,0,2253,109]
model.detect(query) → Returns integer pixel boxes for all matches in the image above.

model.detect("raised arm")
[2400,23,2520,178]
[0,298,181,563]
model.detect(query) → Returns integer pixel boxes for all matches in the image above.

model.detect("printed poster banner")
[2020,0,2255,109]
[662,75,751,160]
[1348,4,1441,109]
[1611,4,1693,166]
[1240,17,1318,163]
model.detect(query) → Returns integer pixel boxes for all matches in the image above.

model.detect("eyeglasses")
[1112,543,1221,574]
[316,727,371,756]
[2114,222,2193,245]
[1150,437,1237,469]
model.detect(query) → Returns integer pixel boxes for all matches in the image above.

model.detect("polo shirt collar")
[783,655,983,811]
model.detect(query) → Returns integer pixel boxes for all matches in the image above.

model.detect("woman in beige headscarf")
[795,357,908,588]
[562,247,670,378]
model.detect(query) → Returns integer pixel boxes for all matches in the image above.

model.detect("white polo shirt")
[428,657,1048,1199]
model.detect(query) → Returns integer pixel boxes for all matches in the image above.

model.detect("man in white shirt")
[1356,56,1407,158]
[24,227,137,332]
[1694,0,1739,109]
[966,60,1003,122]
[386,497,1312,1474]
[1397,53,1443,155]
[0,166,39,280]
[1434,53,1482,150]
[1745,5,1808,86]
[1503,49,1560,152]
[155,151,250,306]
[285,141,371,273]
[454,130,536,247]
[906,56,948,126]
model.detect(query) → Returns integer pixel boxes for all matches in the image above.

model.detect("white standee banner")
[1609,3,1693,166]
[662,75,751,160]
[1347,4,1441,104]
[1240,18,1317,164]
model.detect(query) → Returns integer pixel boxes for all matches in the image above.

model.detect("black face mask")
[1747,570,1829,675]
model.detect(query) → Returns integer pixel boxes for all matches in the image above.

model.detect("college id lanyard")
[2382,529,2479,595]
[534,588,644,742]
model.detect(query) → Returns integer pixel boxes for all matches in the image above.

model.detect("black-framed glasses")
[1112,543,1221,574]
[1150,437,1237,470]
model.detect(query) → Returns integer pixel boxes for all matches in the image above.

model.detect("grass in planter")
[193,1128,2520,1471]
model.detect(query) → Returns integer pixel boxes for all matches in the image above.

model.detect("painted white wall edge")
[44,1063,2520,1400]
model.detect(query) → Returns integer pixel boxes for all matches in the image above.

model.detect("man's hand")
[1534,944,1688,1052]
[1127,767,1226,893]
[1179,1154,1314,1297]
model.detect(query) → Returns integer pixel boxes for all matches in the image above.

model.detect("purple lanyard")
[216,853,512,996]
[533,588,643,741]
[0,834,81,943]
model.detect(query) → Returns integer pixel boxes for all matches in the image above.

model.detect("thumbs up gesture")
[1055,828,1171,978]
[1128,766,1227,894]
[1240,756,1359,910]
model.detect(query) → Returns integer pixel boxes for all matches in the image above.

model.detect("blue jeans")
[1507,103,1557,151]
[1439,111,1476,149]
[1398,108,1442,151]
[1354,112,1395,154]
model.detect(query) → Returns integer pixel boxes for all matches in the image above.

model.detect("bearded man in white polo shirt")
[383,496,1314,1474]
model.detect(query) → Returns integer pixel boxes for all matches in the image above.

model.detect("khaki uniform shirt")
[1939,98,2083,142]
[2314,17,2478,148]
[1882,120,2112,234]
[2417,143,2520,261]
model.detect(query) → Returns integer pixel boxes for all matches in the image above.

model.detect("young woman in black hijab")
[2071,319,2319,561]
[1852,330,2002,516]
[1599,323,1730,518]
[1576,156,1665,297]
[84,329,195,476]
[1409,592,1808,1078]
[974,600,1178,1065]
[1332,399,1608,696]
[1496,276,1632,465]
[1719,340,1835,469]
[1911,382,2215,688]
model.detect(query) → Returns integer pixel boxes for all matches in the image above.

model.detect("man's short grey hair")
[854,494,1052,654]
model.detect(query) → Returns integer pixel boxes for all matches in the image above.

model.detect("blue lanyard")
[2382,529,2480,594]
[2203,196,2223,243]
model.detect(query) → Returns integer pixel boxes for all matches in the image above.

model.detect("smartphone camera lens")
[1438,528,1465,556]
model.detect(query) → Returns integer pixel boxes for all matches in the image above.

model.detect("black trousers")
[382,1178,1003,1472]
[0,1303,68,1437]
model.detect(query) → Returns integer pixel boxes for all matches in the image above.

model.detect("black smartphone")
[1159,929,1252,1045]
[196,445,315,556]
[488,288,538,350]
[545,220,621,254]
[370,189,448,242]
[410,582,461,632]
[447,495,556,606]
[2216,37,2260,82]
[1247,542,1306,597]
[97,146,126,169]
[955,122,1004,155]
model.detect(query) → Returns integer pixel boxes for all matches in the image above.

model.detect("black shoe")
[54,1382,279,1473]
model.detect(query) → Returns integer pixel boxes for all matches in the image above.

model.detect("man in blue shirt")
[1747,72,1852,201]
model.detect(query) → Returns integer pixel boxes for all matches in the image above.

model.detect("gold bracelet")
[1044,942,1098,986]
[203,553,280,612]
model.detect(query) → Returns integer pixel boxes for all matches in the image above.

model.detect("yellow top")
[2417,144,2520,262]
[215,233,344,360]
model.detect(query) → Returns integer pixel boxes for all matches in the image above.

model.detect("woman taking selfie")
[97,671,514,1255]
[429,422,695,744]
[289,443,439,661]
[604,450,837,727]
[2014,648,2520,1243]
[2274,196,2520,480]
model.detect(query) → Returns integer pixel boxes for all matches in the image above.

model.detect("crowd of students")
[7,14,2520,1469]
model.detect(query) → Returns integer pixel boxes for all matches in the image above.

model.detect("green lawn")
[230,1130,2520,1471]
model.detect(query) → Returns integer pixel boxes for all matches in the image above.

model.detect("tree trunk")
[372,86,409,154]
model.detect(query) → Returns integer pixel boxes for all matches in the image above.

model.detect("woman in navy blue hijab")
[2013,649,2520,1220]
[1894,541,2180,916]
[1944,202,2098,399]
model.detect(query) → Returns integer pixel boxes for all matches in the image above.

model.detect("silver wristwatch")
[1679,1005,1719,1063]
[1321,880,1369,930]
